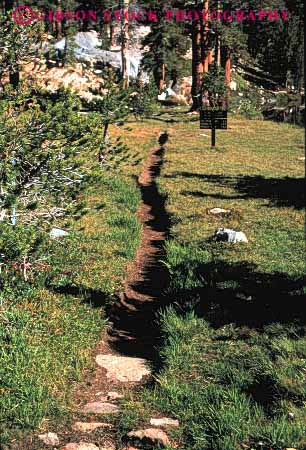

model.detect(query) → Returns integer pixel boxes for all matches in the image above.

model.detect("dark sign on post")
[200,109,228,147]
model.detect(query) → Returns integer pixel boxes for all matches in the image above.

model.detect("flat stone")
[38,432,60,446]
[127,428,170,447]
[95,354,151,382]
[209,208,231,215]
[82,402,119,414]
[150,417,179,428]
[72,422,112,432]
[100,441,116,450]
[107,391,124,401]
[61,444,99,450]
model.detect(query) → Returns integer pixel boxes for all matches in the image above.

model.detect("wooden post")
[159,63,165,92]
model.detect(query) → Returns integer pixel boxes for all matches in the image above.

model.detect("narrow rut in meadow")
[107,144,171,361]
[35,143,170,450]
[21,142,172,450]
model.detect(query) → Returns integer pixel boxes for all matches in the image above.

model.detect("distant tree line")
[0,0,304,109]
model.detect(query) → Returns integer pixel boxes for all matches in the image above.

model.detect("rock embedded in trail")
[82,401,119,414]
[95,354,151,382]
[127,428,170,447]
[72,422,112,432]
[61,443,99,450]
[38,432,60,446]
[149,417,179,428]
[208,208,231,215]
[107,391,124,401]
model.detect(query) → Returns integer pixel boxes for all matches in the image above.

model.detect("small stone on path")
[95,354,151,382]
[209,208,231,215]
[100,441,116,450]
[38,432,60,446]
[127,428,170,447]
[72,422,112,432]
[82,402,119,414]
[150,417,179,428]
[61,443,99,450]
[107,391,124,401]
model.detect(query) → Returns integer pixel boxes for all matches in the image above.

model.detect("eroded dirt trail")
[108,145,170,360]
[23,143,172,450]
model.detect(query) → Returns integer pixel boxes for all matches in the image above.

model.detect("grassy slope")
[119,112,306,450]
[0,119,161,446]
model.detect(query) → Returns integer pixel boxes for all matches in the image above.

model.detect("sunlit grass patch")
[0,116,160,445]
[119,113,305,450]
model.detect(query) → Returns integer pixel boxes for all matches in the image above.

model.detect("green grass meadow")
[0,119,161,446]
[117,112,306,450]
[0,107,305,450]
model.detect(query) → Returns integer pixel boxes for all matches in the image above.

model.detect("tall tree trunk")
[225,50,231,86]
[223,47,231,109]
[110,23,115,47]
[121,0,129,89]
[215,1,221,66]
[202,1,209,73]
[54,0,62,40]
[159,63,165,92]
[191,6,204,111]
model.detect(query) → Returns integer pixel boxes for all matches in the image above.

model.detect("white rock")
[209,208,231,215]
[215,228,248,244]
[82,402,119,414]
[61,444,99,450]
[127,428,170,447]
[158,92,167,101]
[72,422,112,432]
[230,80,237,91]
[50,228,69,239]
[95,354,151,382]
[38,432,60,446]
[150,417,179,428]
[107,391,124,401]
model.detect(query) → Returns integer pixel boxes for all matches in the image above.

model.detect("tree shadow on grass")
[166,172,305,209]
[170,259,306,330]
[50,283,110,308]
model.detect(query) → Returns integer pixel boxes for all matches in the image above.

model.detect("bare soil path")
[14,142,173,450]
